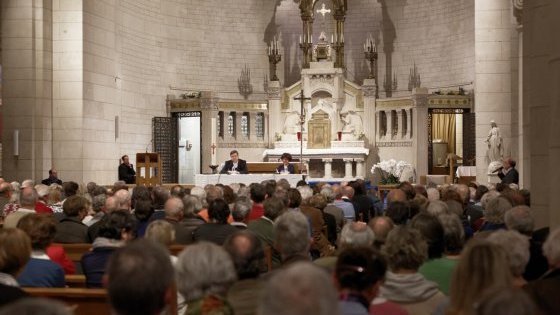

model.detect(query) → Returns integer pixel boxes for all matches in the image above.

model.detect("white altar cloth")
[194,174,303,187]
[456,166,477,178]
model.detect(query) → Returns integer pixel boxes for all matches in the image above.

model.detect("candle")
[331,34,334,43]
[211,118,217,165]
[299,35,302,44]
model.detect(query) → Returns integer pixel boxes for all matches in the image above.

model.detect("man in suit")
[118,155,136,184]
[220,150,248,174]
[41,169,63,186]
[498,157,519,185]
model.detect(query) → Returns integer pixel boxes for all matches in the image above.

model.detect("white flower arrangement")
[371,159,413,184]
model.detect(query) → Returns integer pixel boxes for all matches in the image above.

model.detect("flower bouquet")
[371,159,412,185]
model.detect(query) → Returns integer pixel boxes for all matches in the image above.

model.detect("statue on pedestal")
[340,110,363,140]
[486,120,504,173]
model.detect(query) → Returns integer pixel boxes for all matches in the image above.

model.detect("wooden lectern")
[136,153,161,186]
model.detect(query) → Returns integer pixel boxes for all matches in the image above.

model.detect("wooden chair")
[24,287,110,315]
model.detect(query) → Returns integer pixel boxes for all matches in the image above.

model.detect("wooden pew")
[24,287,110,315]
[65,274,87,288]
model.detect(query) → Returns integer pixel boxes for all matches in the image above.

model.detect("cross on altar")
[294,90,311,175]
[211,143,216,154]
[316,3,331,18]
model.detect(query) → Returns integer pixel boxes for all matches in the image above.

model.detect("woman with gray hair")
[479,196,512,231]
[176,242,237,314]
[381,226,445,314]
[487,230,530,287]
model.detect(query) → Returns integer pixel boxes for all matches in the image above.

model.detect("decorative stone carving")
[512,0,522,25]
[486,120,503,164]
[340,110,364,140]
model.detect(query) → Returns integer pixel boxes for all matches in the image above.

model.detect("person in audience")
[336,247,387,315]
[321,185,346,239]
[118,155,136,184]
[275,211,311,266]
[310,194,337,246]
[426,200,449,217]
[34,184,53,214]
[446,240,512,315]
[426,187,440,201]
[231,196,252,229]
[505,205,548,280]
[258,262,339,315]
[47,184,63,213]
[82,210,136,288]
[41,169,63,186]
[150,186,170,221]
[53,195,89,243]
[145,220,177,265]
[224,231,265,315]
[524,226,560,314]
[315,221,375,272]
[335,185,356,222]
[3,187,38,228]
[419,213,463,295]
[197,185,227,222]
[276,152,295,174]
[15,214,64,287]
[176,242,237,314]
[134,199,153,237]
[247,183,266,221]
[113,189,132,212]
[0,228,31,307]
[479,196,512,231]
[381,226,446,314]
[163,197,191,244]
[85,193,105,227]
[170,184,186,199]
[87,195,118,241]
[178,195,205,243]
[0,182,14,217]
[349,180,375,222]
[385,201,410,225]
[368,216,395,249]
[299,185,334,258]
[410,212,445,260]
[220,149,248,174]
[474,288,537,315]
[107,239,175,315]
[487,230,530,287]
[248,196,286,268]
[386,188,407,204]
[193,198,238,245]
[287,187,302,211]
[0,298,72,315]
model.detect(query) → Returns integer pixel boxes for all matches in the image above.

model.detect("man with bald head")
[87,195,119,242]
[113,189,131,212]
[386,188,407,204]
[368,216,395,249]
[334,185,356,222]
[163,197,191,244]
[41,169,63,186]
[3,187,38,228]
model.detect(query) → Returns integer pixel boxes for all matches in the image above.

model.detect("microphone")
[145,138,153,152]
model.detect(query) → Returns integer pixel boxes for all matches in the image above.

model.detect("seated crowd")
[0,177,558,315]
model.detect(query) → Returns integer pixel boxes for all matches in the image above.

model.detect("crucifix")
[211,143,216,154]
[316,3,331,27]
[294,90,311,176]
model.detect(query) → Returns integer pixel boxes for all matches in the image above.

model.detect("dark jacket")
[220,159,248,174]
[193,223,239,246]
[276,163,295,174]
[41,176,63,186]
[498,167,519,184]
[54,217,89,243]
[118,163,136,184]
[525,268,560,315]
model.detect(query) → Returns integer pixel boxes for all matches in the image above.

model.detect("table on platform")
[194,174,304,187]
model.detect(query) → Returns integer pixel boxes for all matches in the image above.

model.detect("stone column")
[363,78,377,172]
[412,88,430,181]
[302,158,310,175]
[386,111,393,141]
[396,110,403,139]
[355,158,365,179]
[267,80,282,144]
[474,0,517,182]
[2,0,54,181]
[343,158,353,178]
[407,108,413,139]
[322,158,333,179]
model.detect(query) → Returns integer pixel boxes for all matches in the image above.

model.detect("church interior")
[1,0,559,227]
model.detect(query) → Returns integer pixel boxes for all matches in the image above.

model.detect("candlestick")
[211,118,217,165]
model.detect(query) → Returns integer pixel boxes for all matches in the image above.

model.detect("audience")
[231,196,252,229]
[54,195,90,243]
[248,196,285,268]
[274,211,311,265]
[487,230,530,287]
[193,198,238,245]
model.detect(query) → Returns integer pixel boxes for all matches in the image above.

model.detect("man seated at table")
[220,150,248,174]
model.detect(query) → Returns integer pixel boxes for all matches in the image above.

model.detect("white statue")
[341,111,363,139]
[486,120,503,163]
[283,111,301,134]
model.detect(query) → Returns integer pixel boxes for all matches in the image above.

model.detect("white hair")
[543,227,560,266]
[297,186,314,202]
[339,222,374,248]
[504,206,534,235]
[426,200,449,216]
[427,188,440,201]
[487,230,530,277]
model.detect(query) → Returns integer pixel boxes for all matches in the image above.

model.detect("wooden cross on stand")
[211,143,216,154]
[294,90,311,176]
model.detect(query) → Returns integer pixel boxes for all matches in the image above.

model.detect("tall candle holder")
[364,36,378,80]
[267,36,282,81]
[299,34,313,69]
